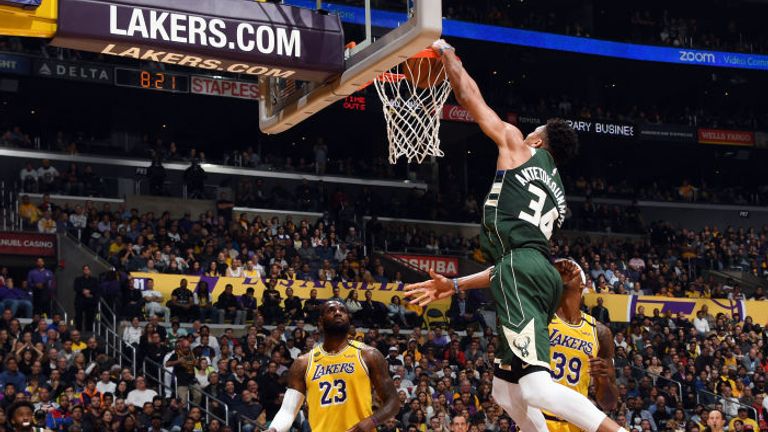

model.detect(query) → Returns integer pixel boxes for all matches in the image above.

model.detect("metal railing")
[51,298,69,325]
[93,298,136,376]
[626,365,684,404]
[0,181,19,231]
[95,298,118,334]
[92,293,252,431]
[237,413,268,432]
[696,388,758,421]
[142,356,231,426]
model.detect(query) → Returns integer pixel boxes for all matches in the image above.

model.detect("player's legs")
[491,377,548,432]
[518,371,623,432]
[547,419,583,432]
[490,250,624,432]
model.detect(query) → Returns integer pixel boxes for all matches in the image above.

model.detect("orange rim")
[408,48,440,59]
[376,72,406,82]
[358,72,405,91]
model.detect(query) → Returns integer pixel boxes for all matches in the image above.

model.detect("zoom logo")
[679,50,716,63]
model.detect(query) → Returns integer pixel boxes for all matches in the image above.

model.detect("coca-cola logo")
[442,104,475,123]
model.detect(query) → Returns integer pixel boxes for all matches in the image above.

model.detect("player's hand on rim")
[430,39,454,56]
[404,268,454,306]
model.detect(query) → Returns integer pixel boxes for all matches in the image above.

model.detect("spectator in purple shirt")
[0,278,32,318]
[239,287,257,322]
[27,257,55,316]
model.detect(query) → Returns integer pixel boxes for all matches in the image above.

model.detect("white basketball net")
[373,57,452,164]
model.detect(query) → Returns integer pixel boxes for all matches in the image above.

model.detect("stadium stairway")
[56,232,113,321]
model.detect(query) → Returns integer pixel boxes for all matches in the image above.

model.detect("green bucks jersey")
[481,148,567,261]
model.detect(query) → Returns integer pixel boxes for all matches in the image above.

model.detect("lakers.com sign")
[52,0,345,82]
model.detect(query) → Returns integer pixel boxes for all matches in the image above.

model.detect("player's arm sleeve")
[268,355,308,432]
[595,322,619,411]
[268,388,305,432]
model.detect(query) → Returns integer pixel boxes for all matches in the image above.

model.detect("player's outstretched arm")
[267,354,309,432]
[432,39,523,150]
[346,347,401,432]
[404,267,493,307]
[590,322,619,411]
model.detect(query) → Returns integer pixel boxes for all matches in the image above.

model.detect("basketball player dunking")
[267,301,399,432]
[546,259,618,432]
[405,39,627,432]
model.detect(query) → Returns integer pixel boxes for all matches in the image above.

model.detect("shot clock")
[115,68,189,93]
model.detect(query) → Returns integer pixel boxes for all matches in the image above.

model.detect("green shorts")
[490,248,562,370]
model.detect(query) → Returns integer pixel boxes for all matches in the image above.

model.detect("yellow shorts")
[546,419,582,432]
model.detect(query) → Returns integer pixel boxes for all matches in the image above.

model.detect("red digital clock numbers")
[140,71,171,89]
[115,68,189,93]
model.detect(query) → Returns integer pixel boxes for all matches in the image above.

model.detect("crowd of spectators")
[550,222,768,296]
[566,177,768,208]
[5,191,768,431]
[7,152,768,240]
[1,249,768,431]
[438,1,768,55]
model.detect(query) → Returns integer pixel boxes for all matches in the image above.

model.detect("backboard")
[258,0,442,134]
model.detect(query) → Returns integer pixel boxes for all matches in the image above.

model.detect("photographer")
[259,279,283,324]
[184,159,207,199]
[147,158,166,196]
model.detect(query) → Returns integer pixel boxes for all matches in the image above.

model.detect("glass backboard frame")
[258,0,442,134]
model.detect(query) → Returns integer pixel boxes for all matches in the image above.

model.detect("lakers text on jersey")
[544,313,600,431]
[304,340,373,431]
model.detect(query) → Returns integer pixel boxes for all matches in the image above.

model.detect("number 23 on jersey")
[318,379,347,405]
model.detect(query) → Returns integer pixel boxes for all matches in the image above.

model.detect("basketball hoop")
[372,48,452,164]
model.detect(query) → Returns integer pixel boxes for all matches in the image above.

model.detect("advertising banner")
[53,0,344,82]
[698,128,755,146]
[441,104,475,123]
[34,59,113,84]
[191,75,259,100]
[130,273,450,314]
[0,53,31,75]
[390,254,459,277]
[0,232,57,257]
[517,115,635,138]
[282,0,768,72]
[639,124,696,143]
[583,293,752,323]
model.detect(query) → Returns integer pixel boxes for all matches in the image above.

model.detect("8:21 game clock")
[115,68,189,93]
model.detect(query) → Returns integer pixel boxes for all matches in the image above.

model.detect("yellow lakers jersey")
[544,312,600,431]
[305,340,373,431]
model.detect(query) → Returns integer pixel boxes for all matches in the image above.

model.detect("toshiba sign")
[391,254,459,277]
[191,75,259,100]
